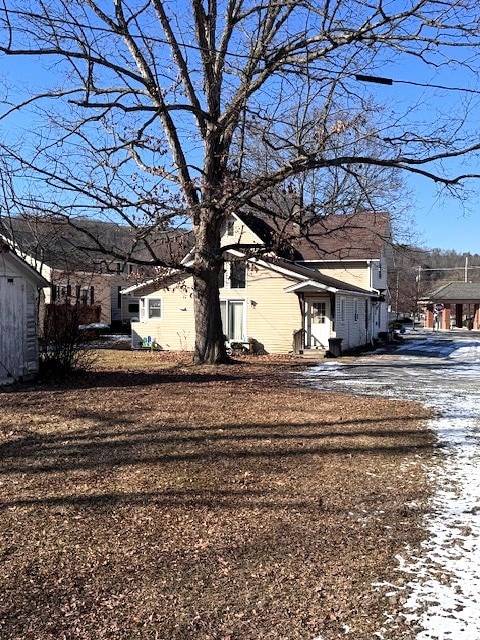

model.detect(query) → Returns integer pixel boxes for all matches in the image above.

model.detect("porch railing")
[292,328,305,354]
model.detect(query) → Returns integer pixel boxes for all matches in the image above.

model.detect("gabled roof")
[123,251,378,298]
[425,281,480,304]
[0,237,50,287]
[291,211,391,261]
[236,210,391,261]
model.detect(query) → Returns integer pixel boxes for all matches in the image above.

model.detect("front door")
[306,298,330,348]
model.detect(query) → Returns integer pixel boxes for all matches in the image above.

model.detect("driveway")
[304,330,480,639]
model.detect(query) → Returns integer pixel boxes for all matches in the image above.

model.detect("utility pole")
[465,255,469,282]
[414,265,422,329]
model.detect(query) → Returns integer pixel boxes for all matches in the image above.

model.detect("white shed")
[0,240,49,384]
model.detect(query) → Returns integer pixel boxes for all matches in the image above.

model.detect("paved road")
[305,330,480,640]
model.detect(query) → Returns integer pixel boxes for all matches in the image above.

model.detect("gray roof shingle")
[426,281,480,303]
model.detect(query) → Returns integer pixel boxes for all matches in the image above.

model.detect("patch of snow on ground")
[304,331,480,639]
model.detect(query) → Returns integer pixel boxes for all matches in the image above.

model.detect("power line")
[355,74,480,95]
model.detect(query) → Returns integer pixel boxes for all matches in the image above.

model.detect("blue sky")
[2,12,480,255]
[407,175,480,253]
[359,51,480,255]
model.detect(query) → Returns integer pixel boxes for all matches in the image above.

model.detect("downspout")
[329,292,336,333]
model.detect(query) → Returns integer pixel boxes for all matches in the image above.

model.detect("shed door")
[0,276,25,380]
[306,298,330,348]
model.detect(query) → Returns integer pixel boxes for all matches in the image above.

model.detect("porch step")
[299,349,326,360]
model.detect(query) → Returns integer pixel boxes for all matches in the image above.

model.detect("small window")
[230,261,246,289]
[378,261,382,279]
[148,298,162,319]
[312,301,326,324]
[339,297,346,323]
[128,302,140,313]
[354,299,359,322]
[56,284,71,299]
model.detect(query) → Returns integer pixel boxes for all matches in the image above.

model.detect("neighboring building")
[124,211,392,355]
[0,238,48,383]
[422,282,480,330]
[0,216,180,330]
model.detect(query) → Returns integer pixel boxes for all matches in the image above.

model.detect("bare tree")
[2,1,480,363]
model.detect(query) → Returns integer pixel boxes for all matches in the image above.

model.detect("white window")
[220,300,245,341]
[148,298,162,319]
[339,297,346,323]
[141,297,162,320]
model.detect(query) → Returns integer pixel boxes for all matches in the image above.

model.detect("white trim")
[284,279,376,297]
[121,268,181,294]
[0,234,51,286]
[284,280,337,294]
[121,253,380,298]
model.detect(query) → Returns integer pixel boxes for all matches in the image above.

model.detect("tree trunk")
[192,213,230,364]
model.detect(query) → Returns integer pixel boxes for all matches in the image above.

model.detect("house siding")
[25,281,40,367]
[243,265,301,353]
[312,261,372,290]
[334,294,370,351]
[44,271,113,326]
[220,216,263,249]
[132,264,302,354]
[132,278,195,350]
[0,252,42,383]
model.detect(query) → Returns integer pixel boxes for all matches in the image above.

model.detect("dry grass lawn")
[0,350,434,639]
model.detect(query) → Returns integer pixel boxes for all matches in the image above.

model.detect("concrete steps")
[298,349,326,360]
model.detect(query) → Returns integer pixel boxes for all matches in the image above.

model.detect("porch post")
[441,305,450,330]
[425,308,434,329]
[474,304,480,330]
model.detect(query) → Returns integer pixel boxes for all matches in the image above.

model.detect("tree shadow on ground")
[0,411,435,478]
[0,369,243,393]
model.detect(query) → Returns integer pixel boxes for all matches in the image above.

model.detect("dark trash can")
[328,337,343,358]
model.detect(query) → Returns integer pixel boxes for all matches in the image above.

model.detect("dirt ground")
[0,350,434,640]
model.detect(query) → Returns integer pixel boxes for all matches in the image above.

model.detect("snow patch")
[304,332,480,638]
